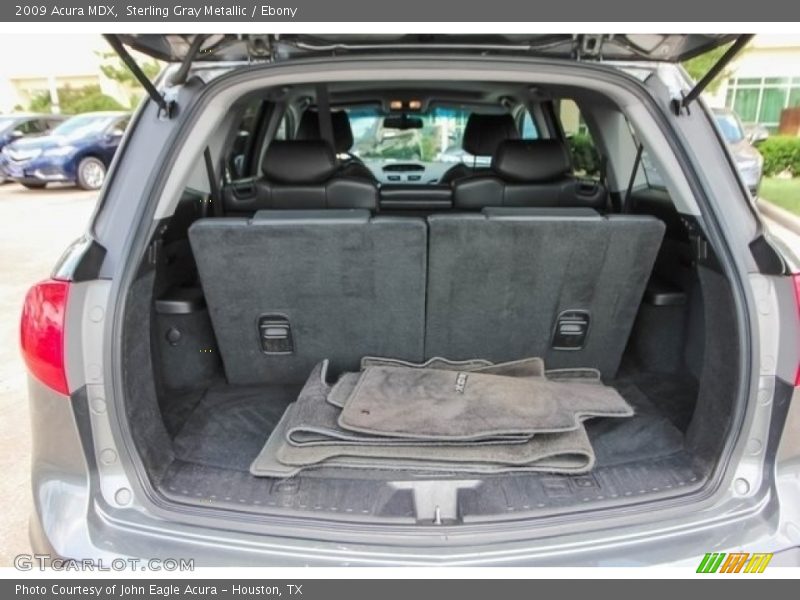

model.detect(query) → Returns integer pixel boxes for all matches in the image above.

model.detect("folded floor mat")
[328,357,546,408]
[337,366,632,440]
[287,362,531,447]
[250,404,595,478]
[360,356,545,377]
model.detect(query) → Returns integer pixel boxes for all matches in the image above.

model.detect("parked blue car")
[0,113,65,184]
[0,111,129,190]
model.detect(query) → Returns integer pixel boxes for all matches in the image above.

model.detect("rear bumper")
[29,484,800,567]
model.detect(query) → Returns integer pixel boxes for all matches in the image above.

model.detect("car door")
[97,116,129,164]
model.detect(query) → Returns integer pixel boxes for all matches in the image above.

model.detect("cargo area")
[118,79,742,526]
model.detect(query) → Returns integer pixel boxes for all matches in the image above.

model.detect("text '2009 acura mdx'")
[19,34,800,567]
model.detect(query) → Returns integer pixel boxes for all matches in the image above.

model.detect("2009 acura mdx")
[20,34,800,567]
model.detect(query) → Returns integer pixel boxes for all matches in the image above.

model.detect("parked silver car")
[21,34,800,567]
[712,107,765,195]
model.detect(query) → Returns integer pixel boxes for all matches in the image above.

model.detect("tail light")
[793,273,800,387]
[20,279,70,395]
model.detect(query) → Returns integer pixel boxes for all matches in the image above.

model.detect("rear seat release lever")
[258,315,294,354]
[552,310,591,350]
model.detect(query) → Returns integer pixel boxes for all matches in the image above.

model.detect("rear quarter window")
[558,99,601,179]
[521,112,539,139]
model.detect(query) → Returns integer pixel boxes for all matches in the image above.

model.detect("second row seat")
[222,140,378,215]
[453,139,608,210]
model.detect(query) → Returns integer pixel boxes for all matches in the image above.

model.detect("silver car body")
[712,107,764,194]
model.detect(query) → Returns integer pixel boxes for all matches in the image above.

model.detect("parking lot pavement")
[0,182,797,565]
[0,183,97,566]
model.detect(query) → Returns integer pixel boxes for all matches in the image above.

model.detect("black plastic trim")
[51,236,107,282]
[749,234,789,276]
[155,287,206,315]
[644,279,687,306]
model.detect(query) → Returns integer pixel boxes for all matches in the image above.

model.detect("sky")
[0,34,111,79]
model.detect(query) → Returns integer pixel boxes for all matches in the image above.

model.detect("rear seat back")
[439,113,520,185]
[453,139,607,210]
[296,109,376,181]
[189,209,427,385]
[424,207,665,377]
[222,140,378,215]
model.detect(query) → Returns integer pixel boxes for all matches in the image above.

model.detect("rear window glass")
[0,117,17,133]
[714,111,745,144]
[521,112,539,139]
[52,115,116,137]
[641,151,667,189]
[557,99,601,179]
[347,106,492,167]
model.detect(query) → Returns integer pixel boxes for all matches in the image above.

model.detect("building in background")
[708,35,800,133]
[0,35,135,114]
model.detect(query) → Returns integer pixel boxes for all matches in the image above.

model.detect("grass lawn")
[760,178,800,215]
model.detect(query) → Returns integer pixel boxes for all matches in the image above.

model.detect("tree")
[28,84,125,114]
[98,51,160,85]
[97,51,162,108]
[682,44,734,94]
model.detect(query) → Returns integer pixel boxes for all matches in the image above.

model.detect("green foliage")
[760,178,800,215]
[682,44,733,94]
[98,51,161,86]
[758,136,800,177]
[568,134,601,177]
[419,127,441,162]
[28,85,125,115]
[96,51,161,108]
[28,92,53,114]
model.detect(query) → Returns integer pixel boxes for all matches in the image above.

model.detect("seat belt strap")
[315,83,335,152]
[204,146,223,217]
[623,144,643,214]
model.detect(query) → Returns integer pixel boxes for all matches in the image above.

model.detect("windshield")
[52,115,115,138]
[714,111,745,144]
[347,106,493,167]
[0,117,18,134]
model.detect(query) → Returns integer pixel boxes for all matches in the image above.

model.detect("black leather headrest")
[462,113,519,156]
[262,140,337,184]
[492,139,572,182]
[296,110,355,153]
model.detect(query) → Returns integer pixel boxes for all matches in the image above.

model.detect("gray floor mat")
[361,356,545,376]
[251,405,595,478]
[289,362,531,446]
[336,366,632,440]
[360,356,492,370]
[330,357,547,408]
